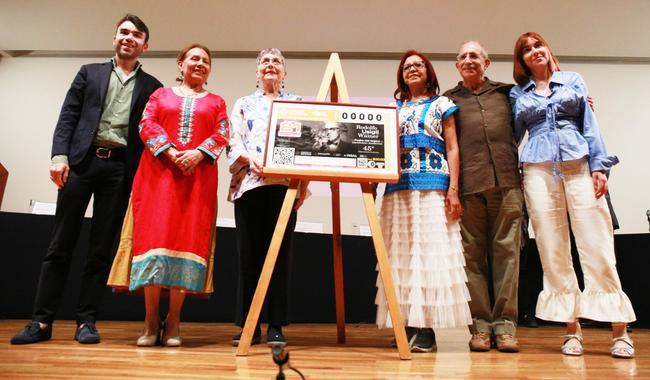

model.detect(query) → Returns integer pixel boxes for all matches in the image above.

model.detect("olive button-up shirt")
[444,79,520,196]
[94,59,141,148]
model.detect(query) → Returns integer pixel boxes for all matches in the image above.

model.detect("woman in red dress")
[109,44,228,346]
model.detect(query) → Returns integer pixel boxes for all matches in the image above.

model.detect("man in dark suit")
[11,14,162,345]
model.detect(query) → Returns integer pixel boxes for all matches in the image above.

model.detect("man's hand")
[49,162,70,189]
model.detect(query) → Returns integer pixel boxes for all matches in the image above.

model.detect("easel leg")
[236,179,300,356]
[331,182,346,343]
[360,183,411,360]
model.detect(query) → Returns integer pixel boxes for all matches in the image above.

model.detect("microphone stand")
[272,345,305,380]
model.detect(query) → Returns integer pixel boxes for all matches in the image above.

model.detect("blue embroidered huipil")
[385,96,458,194]
[509,71,618,172]
[227,89,302,201]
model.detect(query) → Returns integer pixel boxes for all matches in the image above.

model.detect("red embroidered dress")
[129,87,228,293]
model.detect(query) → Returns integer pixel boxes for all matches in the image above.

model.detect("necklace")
[178,85,205,98]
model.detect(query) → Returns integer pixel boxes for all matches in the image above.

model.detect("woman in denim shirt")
[509,32,635,358]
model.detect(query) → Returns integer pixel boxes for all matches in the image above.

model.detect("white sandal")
[611,336,635,359]
[561,334,584,356]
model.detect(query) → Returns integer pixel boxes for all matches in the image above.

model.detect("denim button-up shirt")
[509,71,618,172]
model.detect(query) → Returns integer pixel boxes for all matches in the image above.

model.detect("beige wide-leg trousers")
[523,159,635,323]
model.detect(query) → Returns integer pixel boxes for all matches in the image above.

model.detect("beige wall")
[1,56,648,234]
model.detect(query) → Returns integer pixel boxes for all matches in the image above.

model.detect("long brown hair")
[513,32,560,86]
[394,50,439,101]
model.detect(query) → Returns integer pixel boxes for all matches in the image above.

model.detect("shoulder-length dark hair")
[513,32,560,86]
[394,50,439,101]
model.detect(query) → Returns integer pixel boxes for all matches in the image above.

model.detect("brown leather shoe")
[469,332,491,352]
[495,334,519,353]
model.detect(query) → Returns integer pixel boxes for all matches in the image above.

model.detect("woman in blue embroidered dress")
[227,48,307,347]
[375,50,472,352]
[510,32,635,358]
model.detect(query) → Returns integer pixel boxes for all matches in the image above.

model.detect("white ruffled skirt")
[375,190,472,329]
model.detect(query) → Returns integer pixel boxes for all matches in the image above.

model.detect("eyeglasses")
[259,57,284,67]
[402,61,425,72]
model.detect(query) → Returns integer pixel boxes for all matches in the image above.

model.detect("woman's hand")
[236,153,263,176]
[293,180,310,211]
[164,147,179,161]
[592,171,608,198]
[175,149,204,175]
[445,188,463,221]
[248,158,263,176]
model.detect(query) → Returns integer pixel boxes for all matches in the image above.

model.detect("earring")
[256,79,259,89]
[282,81,285,90]
[176,72,183,82]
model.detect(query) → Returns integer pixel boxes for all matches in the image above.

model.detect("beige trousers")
[461,187,523,335]
[523,159,635,323]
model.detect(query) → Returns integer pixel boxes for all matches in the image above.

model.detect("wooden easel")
[236,53,411,360]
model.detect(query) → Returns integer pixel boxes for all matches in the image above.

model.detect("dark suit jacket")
[51,61,163,187]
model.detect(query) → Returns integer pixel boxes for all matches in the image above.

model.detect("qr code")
[357,158,368,167]
[273,147,295,165]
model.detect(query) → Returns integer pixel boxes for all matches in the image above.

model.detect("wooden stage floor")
[0,320,646,379]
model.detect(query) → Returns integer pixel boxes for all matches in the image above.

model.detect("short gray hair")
[457,40,489,61]
[256,48,286,66]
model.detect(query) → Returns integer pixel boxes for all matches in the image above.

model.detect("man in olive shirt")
[443,41,523,352]
[11,14,162,345]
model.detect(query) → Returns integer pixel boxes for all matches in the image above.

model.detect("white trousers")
[523,159,635,323]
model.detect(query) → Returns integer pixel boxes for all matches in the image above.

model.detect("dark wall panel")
[1,212,647,327]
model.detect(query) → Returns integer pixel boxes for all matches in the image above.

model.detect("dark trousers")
[32,153,128,325]
[234,185,296,328]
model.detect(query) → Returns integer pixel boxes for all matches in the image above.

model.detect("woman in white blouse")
[227,48,306,347]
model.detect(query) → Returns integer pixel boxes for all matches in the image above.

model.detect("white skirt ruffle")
[375,190,472,329]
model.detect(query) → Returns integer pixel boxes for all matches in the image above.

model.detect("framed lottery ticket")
[263,100,400,182]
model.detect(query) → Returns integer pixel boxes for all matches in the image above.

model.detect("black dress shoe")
[10,321,52,345]
[267,326,286,347]
[74,322,101,344]
[519,314,539,328]
[232,326,261,347]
